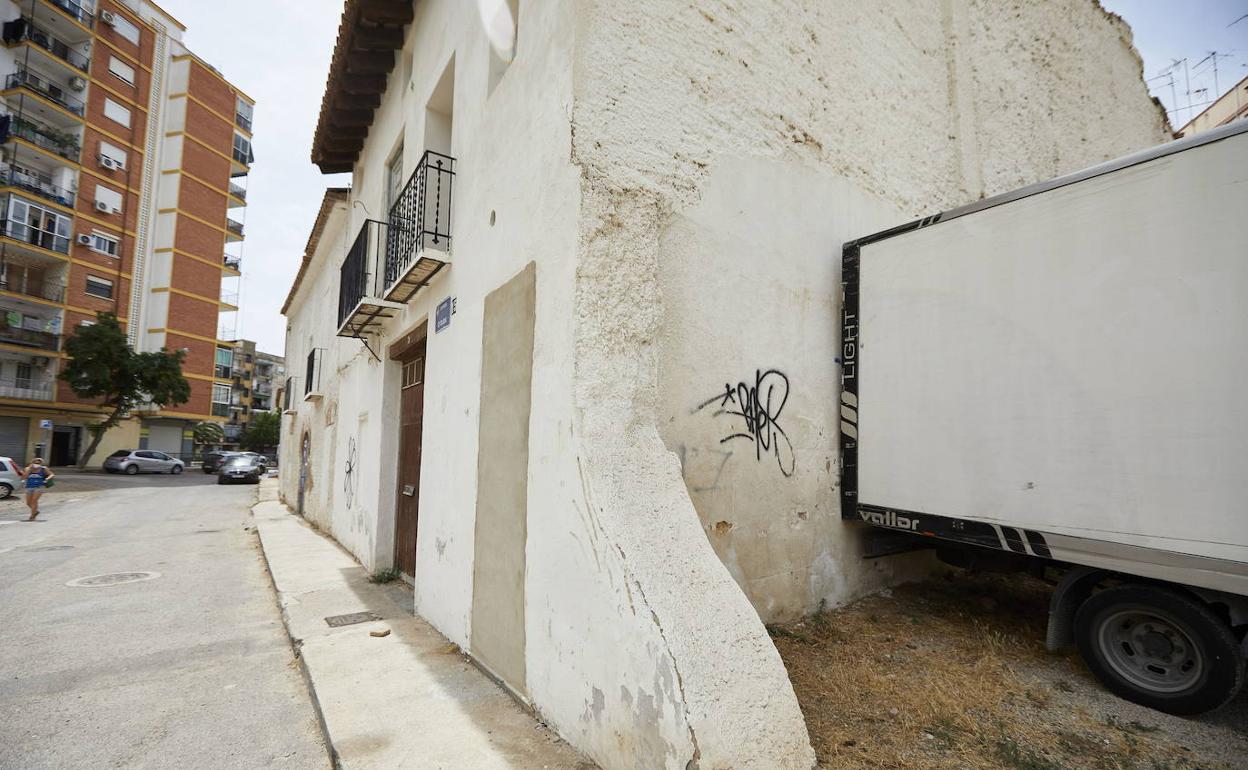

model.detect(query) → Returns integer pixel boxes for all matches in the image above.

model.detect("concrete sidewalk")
[251,481,594,770]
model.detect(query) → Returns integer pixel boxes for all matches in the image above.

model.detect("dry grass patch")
[771,572,1230,770]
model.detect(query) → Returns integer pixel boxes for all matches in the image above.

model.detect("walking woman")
[21,457,54,521]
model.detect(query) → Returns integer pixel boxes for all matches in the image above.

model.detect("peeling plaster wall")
[568,0,1169,629]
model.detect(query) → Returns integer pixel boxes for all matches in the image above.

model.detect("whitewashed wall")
[281,1,1169,769]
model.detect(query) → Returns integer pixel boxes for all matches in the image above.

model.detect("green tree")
[59,313,192,468]
[240,410,280,452]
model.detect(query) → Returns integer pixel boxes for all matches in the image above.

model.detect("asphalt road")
[0,471,328,769]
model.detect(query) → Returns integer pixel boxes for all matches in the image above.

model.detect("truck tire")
[1075,585,1245,715]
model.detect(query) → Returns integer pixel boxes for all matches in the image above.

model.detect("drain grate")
[22,545,74,552]
[66,571,160,587]
[324,611,381,628]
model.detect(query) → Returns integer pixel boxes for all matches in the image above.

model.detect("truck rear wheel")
[1075,585,1244,715]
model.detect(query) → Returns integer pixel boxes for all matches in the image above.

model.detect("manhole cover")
[66,571,160,587]
[324,611,381,628]
[22,545,74,552]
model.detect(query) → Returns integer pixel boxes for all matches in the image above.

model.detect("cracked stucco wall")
[567,0,1169,649]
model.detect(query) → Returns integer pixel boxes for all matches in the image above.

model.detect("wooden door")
[394,338,425,578]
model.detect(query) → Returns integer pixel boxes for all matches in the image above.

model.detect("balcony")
[223,254,241,272]
[227,181,246,205]
[0,319,59,351]
[0,276,65,303]
[225,218,244,241]
[2,19,90,73]
[382,150,454,303]
[336,219,402,337]
[0,375,53,400]
[3,116,80,162]
[0,163,75,208]
[1,216,70,256]
[43,0,94,28]
[6,68,86,117]
[220,288,239,309]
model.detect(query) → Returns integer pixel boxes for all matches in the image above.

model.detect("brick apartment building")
[217,337,281,448]
[0,0,252,464]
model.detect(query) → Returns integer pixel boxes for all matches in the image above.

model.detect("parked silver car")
[0,456,21,498]
[103,450,185,475]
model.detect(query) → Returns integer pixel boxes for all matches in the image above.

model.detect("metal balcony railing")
[4,117,80,160]
[225,218,244,237]
[6,69,86,116]
[0,163,75,207]
[224,255,241,271]
[337,219,388,329]
[0,277,65,302]
[384,150,454,296]
[228,182,246,201]
[0,375,53,400]
[44,0,94,27]
[220,289,239,306]
[1,216,70,254]
[0,320,59,351]
[2,19,90,72]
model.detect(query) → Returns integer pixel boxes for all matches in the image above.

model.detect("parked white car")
[102,450,185,475]
[0,456,21,498]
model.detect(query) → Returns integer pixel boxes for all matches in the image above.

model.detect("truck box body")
[840,122,1248,597]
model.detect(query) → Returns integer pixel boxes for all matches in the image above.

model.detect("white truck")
[840,120,1248,714]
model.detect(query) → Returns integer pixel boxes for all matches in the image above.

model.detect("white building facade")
[279,2,1168,768]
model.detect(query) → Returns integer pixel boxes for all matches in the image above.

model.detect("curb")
[250,502,341,770]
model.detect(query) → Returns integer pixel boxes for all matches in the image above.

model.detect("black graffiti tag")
[695,369,795,477]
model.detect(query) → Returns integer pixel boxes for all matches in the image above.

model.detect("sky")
[1100,0,1248,127]
[158,1,1246,358]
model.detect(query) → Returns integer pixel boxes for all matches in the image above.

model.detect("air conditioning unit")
[69,76,87,91]
[99,155,117,170]
[100,10,117,24]
[76,234,93,246]
[94,200,112,213]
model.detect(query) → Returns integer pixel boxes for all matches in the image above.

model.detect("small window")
[103,98,131,128]
[108,57,135,85]
[99,141,128,169]
[235,97,253,131]
[85,276,114,298]
[232,133,253,166]
[401,358,423,388]
[386,145,404,213]
[95,185,123,214]
[89,232,119,257]
[212,384,231,403]
[111,15,140,45]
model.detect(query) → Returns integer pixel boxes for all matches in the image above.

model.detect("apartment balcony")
[2,19,91,73]
[337,219,401,337]
[3,116,81,163]
[220,288,239,310]
[227,181,246,207]
[223,254,241,273]
[41,0,95,31]
[0,162,75,208]
[1,207,71,258]
[4,69,86,125]
[0,275,65,303]
[382,150,454,303]
[0,375,53,400]
[225,217,244,241]
[0,318,59,352]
